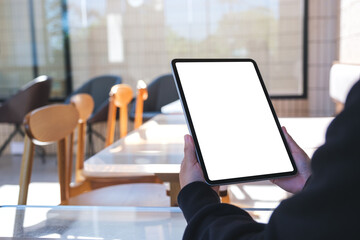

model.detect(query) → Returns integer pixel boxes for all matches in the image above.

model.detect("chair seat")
[68,183,170,207]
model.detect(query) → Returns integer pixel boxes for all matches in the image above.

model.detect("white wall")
[272,0,339,117]
[339,0,360,63]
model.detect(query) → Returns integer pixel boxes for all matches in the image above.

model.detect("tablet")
[171,59,297,185]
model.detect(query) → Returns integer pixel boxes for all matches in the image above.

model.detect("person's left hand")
[180,134,219,193]
[270,127,312,193]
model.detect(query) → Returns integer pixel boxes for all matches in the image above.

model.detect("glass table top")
[0,205,186,239]
[0,205,273,239]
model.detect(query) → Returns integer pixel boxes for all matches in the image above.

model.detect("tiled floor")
[0,154,60,205]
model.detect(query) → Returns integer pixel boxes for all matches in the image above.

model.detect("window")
[0,0,69,100]
[0,0,307,100]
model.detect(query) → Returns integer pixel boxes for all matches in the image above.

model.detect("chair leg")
[18,136,35,205]
[18,126,46,163]
[75,123,86,183]
[106,97,117,147]
[0,124,23,156]
[58,138,70,205]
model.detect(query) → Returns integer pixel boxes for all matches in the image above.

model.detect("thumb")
[282,127,295,146]
[184,135,197,163]
[282,126,302,153]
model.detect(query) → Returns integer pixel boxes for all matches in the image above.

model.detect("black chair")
[65,75,122,155]
[130,74,179,122]
[0,75,52,156]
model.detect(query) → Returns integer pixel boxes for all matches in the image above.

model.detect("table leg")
[155,173,180,207]
[169,181,181,206]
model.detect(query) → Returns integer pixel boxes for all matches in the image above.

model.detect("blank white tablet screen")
[175,61,294,181]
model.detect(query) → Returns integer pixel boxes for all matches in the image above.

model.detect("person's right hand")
[270,127,312,194]
[180,134,205,189]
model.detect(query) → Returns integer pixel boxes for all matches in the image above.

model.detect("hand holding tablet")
[171,59,297,185]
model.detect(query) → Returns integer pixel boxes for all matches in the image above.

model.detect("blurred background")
[2,0,357,154]
[0,0,359,206]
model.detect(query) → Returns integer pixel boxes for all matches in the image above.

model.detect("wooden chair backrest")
[105,84,133,146]
[70,94,94,183]
[70,93,94,123]
[18,104,79,205]
[24,104,78,143]
[134,80,148,129]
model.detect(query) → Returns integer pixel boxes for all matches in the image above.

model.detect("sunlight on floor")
[0,183,60,206]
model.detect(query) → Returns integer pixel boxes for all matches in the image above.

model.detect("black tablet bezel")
[171,58,297,185]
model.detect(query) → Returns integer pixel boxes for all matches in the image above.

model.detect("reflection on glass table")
[0,205,273,239]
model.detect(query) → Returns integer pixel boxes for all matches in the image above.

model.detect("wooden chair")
[129,74,179,122]
[134,80,148,129]
[70,93,161,191]
[18,104,169,206]
[105,84,133,147]
[64,75,122,155]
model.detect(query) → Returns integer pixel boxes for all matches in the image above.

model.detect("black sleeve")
[178,182,265,240]
[178,80,360,240]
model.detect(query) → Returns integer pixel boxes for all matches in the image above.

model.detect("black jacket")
[178,80,360,240]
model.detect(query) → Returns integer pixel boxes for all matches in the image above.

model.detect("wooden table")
[84,114,334,206]
[84,114,187,206]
